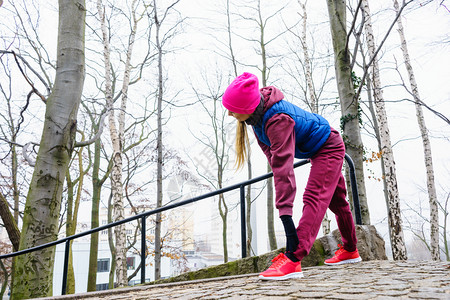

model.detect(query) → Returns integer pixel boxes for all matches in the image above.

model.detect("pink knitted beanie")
[222,72,260,114]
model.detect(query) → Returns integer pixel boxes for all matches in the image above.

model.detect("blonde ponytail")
[235,121,250,169]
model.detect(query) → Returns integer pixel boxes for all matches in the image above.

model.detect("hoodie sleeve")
[264,113,297,217]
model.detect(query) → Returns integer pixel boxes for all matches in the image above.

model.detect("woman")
[222,72,361,280]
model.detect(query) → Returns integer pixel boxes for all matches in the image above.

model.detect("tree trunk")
[11,1,86,298]
[219,193,229,262]
[65,147,86,294]
[97,0,140,286]
[226,0,238,77]
[154,0,164,280]
[12,142,19,224]
[442,195,449,261]
[393,0,439,261]
[86,122,110,291]
[107,193,116,289]
[246,159,253,256]
[326,0,370,225]
[87,189,100,290]
[356,25,392,243]
[4,39,22,299]
[65,173,76,294]
[0,259,9,300]
[96,0,125,287]
[299,1,318,114]
[87,134,101,291]
[267,167,277,250]
[152,0,181,279]
[260,36,277,251]
[226,0,253,257]
[299,0,331,235]
[365,74,391,236]
[361,0,407,260]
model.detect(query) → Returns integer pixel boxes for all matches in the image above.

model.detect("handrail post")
[141,215,147,284]
[344,153,362,225]
[61,240,71,295]
[240,185,247,258]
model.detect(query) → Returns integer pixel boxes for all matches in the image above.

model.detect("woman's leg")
[293,143,345,260]
[328,173,358,252]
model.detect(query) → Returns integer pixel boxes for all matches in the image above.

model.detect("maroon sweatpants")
[293,128,358,261]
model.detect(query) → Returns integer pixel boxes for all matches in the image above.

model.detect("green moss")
[315,240,325,256]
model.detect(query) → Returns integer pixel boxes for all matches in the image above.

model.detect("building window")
[126,229,133,235]
[96,283,109,291]
[97,258,110,273]
[127,257,135,270]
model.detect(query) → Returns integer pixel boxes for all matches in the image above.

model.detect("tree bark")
[11,0,86,298]
[393,0,439,260]
[361,0,407,260]
[326,0,370,225]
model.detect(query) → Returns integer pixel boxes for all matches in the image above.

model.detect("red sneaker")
[324,244,362,265]
[259,253,303,280]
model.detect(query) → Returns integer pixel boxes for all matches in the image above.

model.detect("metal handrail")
[0,153,361,295]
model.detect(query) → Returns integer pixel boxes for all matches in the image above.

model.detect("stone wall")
[303,224,388,267]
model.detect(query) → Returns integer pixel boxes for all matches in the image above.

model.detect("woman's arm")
[264,114,297,217]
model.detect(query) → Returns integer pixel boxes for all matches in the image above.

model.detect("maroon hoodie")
[255,86,297,217]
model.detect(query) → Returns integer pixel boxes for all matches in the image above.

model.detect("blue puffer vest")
[252,100,331,159]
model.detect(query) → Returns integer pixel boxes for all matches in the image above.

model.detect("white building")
[52,239,174,294]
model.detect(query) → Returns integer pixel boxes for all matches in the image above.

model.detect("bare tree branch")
[0,193,20,251]
[74,110,108,147]
[0,50,49,102]
[346,0,364,54]
[354,0,414,102]
[22,142,37,167]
